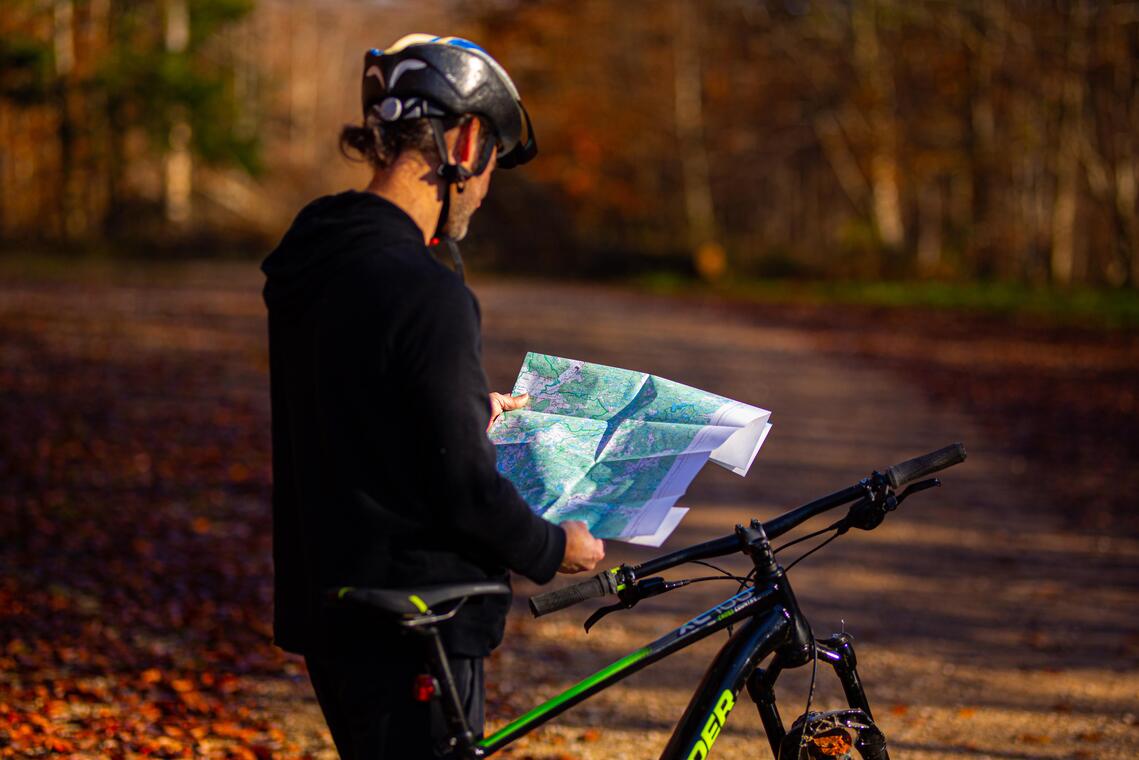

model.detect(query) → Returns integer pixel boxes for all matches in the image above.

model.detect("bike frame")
[362,445,969,758]
[425,522,889,760]
[479,584,782,758]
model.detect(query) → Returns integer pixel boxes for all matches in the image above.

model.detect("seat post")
[417,625,479,757]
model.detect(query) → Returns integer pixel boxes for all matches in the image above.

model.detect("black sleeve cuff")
[520,520,566,585]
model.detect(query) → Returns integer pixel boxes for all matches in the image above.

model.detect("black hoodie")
[261,191,565,657]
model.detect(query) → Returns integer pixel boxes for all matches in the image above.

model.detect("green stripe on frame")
[478,647,652,749]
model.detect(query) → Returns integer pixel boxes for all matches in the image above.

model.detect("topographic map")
[489,353,772,546]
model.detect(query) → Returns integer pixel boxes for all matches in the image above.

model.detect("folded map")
[489,353,772,547]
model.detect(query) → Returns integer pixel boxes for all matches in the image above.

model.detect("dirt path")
[470,281,1139,759]
[2,269,1136,759]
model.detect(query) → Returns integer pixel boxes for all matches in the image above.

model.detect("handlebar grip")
[529,572,614,617]
[886,443,967,489]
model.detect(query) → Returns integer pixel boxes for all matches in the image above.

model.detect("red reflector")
[429,237,440,246]
[412,674,437,702]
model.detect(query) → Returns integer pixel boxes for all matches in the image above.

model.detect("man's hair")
[339,111,488,171]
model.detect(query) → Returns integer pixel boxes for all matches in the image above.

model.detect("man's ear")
[455,118,479,167]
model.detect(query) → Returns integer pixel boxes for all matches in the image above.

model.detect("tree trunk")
[164,0,192,226]
[54,0,85,239]
[1050,2,1089,286]
[673,0,721,277]
[965,4,999,278]
[814,110,871,213]
[852,0,904,250]
[917,180,943,274]
[1113,171,1137,287]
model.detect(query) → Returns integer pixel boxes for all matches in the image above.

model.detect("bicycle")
[332,442,967,759]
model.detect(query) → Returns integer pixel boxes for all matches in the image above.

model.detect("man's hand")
[558,520,605,574]
[488,391,529,431]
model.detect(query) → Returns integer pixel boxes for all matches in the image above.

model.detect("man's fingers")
[488,392,527,432]
[559,520,605,573]
[498,392,530,412]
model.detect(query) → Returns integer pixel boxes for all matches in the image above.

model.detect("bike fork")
[817,633,889,760]
[748,634,890,760]
[746,658,785,758]
[817,633,874,717]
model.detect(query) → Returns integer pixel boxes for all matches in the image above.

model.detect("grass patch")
[634,274,1139,329]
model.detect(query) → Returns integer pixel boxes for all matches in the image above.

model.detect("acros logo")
[676,591,754,638]
[686,689,735,760]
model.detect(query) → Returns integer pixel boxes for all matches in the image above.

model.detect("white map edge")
[625,508,690,547]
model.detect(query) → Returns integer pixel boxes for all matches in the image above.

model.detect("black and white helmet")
[361,34,537,172]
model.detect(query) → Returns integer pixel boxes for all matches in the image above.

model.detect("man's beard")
[441,185,479,241]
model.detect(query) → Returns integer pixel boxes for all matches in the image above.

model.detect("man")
[261,34,605,758]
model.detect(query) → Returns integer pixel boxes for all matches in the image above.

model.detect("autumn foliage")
[3,1,1138,287]
[0,272,303,758]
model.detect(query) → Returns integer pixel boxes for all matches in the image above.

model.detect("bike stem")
[739,519,813,668]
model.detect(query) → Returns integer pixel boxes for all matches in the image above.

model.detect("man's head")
[339,35,535,241]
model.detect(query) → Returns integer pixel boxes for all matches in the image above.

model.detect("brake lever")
[584,599,633,633]
[838,477,942,534]
[583,577,690,633]
[895,478,940,505]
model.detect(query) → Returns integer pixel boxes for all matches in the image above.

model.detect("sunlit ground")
[1,259,1136,758]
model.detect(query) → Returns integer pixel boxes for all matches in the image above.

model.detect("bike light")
[412,674,438,702]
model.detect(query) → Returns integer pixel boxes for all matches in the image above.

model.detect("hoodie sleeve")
[394,272,566,584]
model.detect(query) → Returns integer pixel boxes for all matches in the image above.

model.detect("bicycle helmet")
[362,35,536,170]
[360,34,537,264]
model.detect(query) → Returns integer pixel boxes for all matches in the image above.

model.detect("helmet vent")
[378,97,403,122]
[364,65,384,88]
[388,59,427,88]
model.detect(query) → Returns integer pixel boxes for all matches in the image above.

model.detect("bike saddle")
[329,581,511,617]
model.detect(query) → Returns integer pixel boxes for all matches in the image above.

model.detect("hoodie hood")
[261,191,425,315]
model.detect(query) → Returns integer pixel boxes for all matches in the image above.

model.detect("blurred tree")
[851,0,904,251]
[0,33,52,105]
[0,28,52,234]
[0,0,258,242]
[673,0,722,277]
[467,0,1137,288]
[1051,1,1090,286]
[98,0,258,232]
[1082,2,1139,286]
[2,0,1136,287]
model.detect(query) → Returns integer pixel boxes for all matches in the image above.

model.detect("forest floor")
[1,261,1136,759]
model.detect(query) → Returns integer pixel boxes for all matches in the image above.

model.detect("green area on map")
[489,353,737,538]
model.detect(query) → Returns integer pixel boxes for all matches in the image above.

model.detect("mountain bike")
[333,443,967,759]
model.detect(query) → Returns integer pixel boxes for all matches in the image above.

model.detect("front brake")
[841,475,940,532]
[582,577,690,633]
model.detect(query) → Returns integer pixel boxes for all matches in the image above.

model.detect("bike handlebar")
[530,443,967,617]
[885,443,966,489]
[528,569,619,616]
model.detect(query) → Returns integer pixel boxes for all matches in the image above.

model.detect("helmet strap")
[471,130,497,176]
[427,116,468,282]
[428,117,473,240]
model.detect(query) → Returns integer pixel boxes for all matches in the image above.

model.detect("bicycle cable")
[772,519,843,555]
[685,574,754,585]
[693,522,842,639]
[775,522,844,751]
[784,531,841,573]
[739,567,757,590]
[794,629,820,760]
[687,559,739,579]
